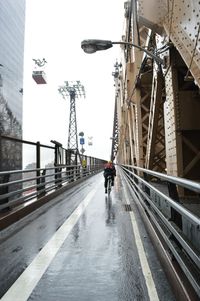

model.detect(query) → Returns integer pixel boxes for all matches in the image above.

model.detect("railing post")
[56,166,62,188]
[36,141,41,194]
[168,182,182,229]
[0,174,10,211]
[66,149,74,182]
[143,172,150,196]
[54,144,62,189]
[82,156,87,177]
[39,169,46,196]
[89,157,93,174]
[88,157,91,173]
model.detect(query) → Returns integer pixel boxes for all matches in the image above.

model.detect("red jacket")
[104,162,116,177]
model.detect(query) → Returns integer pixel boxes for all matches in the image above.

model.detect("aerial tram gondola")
[88,136,93,146]
[32,58,47,84]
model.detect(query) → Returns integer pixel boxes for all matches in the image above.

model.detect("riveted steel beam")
[164,48,200,191]
[145,68,166,172]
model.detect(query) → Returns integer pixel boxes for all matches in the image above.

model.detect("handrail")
[123,164,200,193]
[0,163,104,211]
[0,165,80,187]
[121,166,200,224]
[0,134,55,148]
[119,164,200,298]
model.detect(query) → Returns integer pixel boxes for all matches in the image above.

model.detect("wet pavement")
[0,173,176,301]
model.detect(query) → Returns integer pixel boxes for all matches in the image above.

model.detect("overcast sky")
[23,0,124,166]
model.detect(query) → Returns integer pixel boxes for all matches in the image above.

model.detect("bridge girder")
[137,0,200,88]
[114,0,200,185]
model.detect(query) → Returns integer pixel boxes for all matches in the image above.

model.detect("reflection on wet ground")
[0,174,176,301]
[105,195,116,225]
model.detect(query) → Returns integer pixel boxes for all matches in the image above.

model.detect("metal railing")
[0,163,103,211]
[0,135,105,212]
[119,164,200,298]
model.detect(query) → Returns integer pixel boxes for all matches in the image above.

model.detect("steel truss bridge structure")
[112,0,200,187]
[1,1,200,300]
[109,3,200,296]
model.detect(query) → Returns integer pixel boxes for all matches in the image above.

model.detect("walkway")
[0,173,175,301]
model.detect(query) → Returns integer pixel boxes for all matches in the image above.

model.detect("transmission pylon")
[58,80,85,165]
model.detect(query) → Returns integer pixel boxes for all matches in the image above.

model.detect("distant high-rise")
[0,0,26,171]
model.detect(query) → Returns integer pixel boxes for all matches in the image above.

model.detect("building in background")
[0,0,26,171]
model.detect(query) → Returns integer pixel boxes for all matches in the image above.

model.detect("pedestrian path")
[0,174,176,301]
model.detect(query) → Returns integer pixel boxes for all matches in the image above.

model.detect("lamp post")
[81,39,163,65]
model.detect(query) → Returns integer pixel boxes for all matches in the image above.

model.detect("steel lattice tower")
[58,81,85,163]
[111,62,120,161]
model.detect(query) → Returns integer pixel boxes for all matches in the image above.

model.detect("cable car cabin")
[32,70,47,84]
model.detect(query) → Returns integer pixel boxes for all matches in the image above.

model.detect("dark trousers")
[104,175,114,188]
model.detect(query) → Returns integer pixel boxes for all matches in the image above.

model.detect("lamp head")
[81,39,113,53]
[81,39,163,65]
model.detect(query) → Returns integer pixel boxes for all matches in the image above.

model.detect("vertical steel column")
[164,48,200,196]
[36,141,41,193]
[145,69,166,172]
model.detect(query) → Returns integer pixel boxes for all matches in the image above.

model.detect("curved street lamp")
[81,39,163,65]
